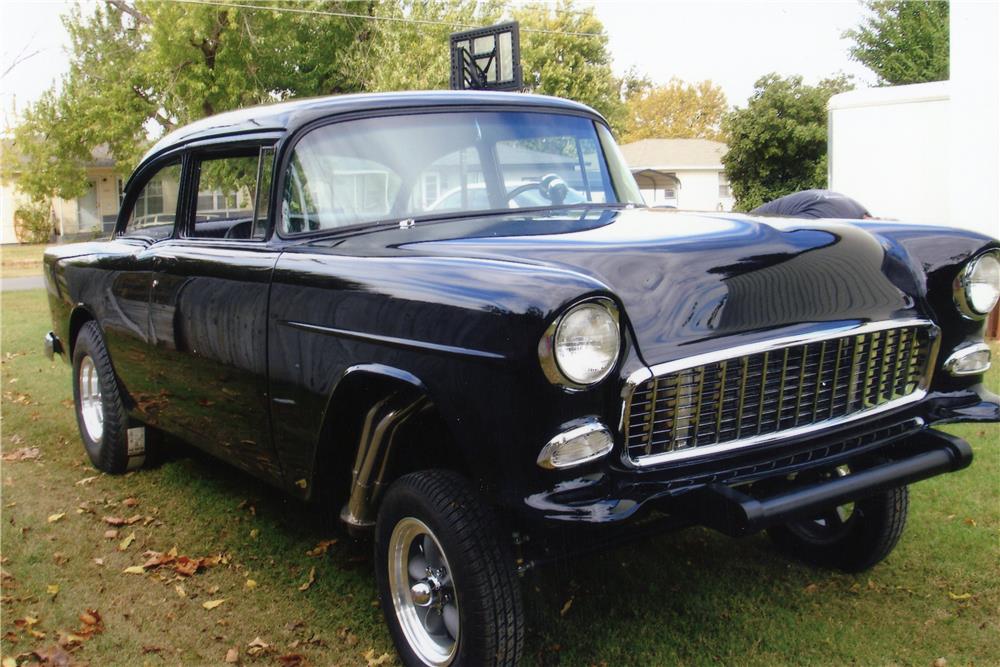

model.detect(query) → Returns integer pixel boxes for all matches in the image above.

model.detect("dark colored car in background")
[43,91,1000,667]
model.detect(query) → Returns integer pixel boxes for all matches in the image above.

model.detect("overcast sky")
[0,0,875,128]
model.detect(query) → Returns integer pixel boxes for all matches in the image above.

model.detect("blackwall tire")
[768,482,909,573]
[72,321,139,474]
[374,470,524,667]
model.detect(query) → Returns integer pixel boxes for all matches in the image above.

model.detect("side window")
[121,163,181,240]
[190,154,259,239]
[252,147,275,239]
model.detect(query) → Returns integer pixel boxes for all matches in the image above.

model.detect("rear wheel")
[375,470,524,666]
[72,321,143,474]
[768,464,909,572]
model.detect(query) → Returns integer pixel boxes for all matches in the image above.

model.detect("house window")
[718,172,732,198]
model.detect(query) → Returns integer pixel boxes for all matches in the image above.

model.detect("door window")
[190,154,259,240]
[121,163,182,240]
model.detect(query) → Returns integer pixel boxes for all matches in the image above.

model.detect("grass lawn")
[1,288,998,666]
[0,245,46,279]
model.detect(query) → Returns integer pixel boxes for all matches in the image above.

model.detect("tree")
[3,0,372,202]
[3,0,627,202]
[513,1,625,130]
[845,0,949,85]
[620,78,727,143]
[721,73,853,211]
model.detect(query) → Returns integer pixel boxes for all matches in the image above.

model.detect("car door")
[100,158,185,412]
[145,144,284,481]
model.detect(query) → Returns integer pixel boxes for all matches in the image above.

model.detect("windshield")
[281,111,643,234]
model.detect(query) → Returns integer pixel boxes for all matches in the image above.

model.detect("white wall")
[676,169,733,212]
[829,82,951,227]
[949,1,999,240]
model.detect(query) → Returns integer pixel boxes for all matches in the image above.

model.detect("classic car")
[43,91,999,667]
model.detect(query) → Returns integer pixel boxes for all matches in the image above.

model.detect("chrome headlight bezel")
[538,298,622,390]
[954,250,1000,320]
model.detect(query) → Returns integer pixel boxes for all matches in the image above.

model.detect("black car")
[43,91,999,667]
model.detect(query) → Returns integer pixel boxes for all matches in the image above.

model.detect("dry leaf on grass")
[244,579,257,590]
[246,637,271,657]
[47,513,65,524]
[948,592,972,601]
[560,597,573,616]
[2,447,41,461]
[225,646,240,663]
[363,648,394,666]
[298,567,316,592]
[117,532,136,552]
[47,584,59,598]
[306,539,337,557]
[75,475,98,486]
[202,599,226,610]
[103,529,118,540]
[123,566,145,575]
[277,654,307,667]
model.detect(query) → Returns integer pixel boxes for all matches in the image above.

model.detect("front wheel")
[768,465,909,573]
[374,470,524,667]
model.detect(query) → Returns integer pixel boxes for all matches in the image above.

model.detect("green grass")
[0,245,46,279]
[1,289,998,666]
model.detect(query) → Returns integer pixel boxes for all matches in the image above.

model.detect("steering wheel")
[505,182,542,206]
[505,173,569,207]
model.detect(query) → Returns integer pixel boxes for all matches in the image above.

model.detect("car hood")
[316,207,918,364]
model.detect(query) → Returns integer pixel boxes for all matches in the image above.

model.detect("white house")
[618,138,733,211]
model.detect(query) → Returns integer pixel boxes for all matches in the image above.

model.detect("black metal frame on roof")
[449,21,523,91]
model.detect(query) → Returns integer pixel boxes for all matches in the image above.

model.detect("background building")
[619,138,733,211]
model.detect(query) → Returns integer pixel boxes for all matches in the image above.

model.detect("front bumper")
[44,331,64,360]
[518,388,998,530]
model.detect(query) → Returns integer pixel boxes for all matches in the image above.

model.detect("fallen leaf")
[948,592,972,601]
[118,532,136,552]
[560,597,573,616]
[79,610,100,626]
[142,646,164,655]
[298,567,316,592]
[122,497,139,507]
[363,648,394,666]
[175,584,187,598]
[306,539,337,557]
[93,558,104,566]
[963,517,977,527]
[933,658,948,667]
[47,513,65,523]
[52,552,68,566]
[123,566,145,575]
[75,475,98,486]
[202,599,226,610]
[2,447,41,461]
[46,584,59,598]
[250,528,259,540]
[246,636,271,657]
[295,479,307,489]
[277,654,307,667]
[225,646,240,663]
[245,579,257,590]
[104,529,119,539]
[103,516,126,527]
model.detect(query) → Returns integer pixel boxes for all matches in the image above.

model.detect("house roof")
[1,139,116,171]
[619,138,727,170]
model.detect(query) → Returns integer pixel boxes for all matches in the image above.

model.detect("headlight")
[954,251,1000,319]
[539,299,621,388]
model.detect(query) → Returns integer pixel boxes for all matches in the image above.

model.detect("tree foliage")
[620,78,727,143]
[721,73,853,211]
[3,0,626,203]
[845,0,949,85]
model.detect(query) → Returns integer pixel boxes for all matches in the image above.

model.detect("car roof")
[141,91,604,165]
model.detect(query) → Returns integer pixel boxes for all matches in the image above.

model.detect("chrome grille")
[624,322,935,465]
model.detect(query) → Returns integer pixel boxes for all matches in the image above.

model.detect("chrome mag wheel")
[388,517,460,666]
[78,355,104,441]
